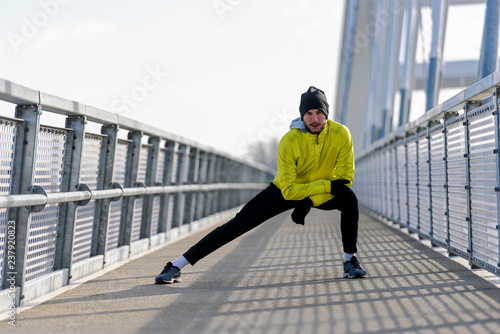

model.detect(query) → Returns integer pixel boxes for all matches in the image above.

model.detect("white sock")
[172,256,190,269]
[344,253,355,262]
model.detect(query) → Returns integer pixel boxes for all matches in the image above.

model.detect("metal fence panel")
[407,138,418,231]
[0,119,18,289]
[131,198,143,242]
[385,148,394,221]
[429,125,447,244]
[417,132,431,237]
[396,141,407,225]
[389,145,398,221]
[106,139,129,250]
[149,148,166,235]
[468,109,499,268]
[375,152,384,214]
[130,144,149,242]
[26,126,68,282]
[72,134,103,264]
[445,119,469,255]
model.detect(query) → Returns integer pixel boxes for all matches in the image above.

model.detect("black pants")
[183,183,359,265]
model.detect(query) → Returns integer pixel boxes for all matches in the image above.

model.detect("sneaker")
[343,256,366,278]
[155,262,182,284]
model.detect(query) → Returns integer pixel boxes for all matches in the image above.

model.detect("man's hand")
[330,179,350,197]
[291,197,313,225]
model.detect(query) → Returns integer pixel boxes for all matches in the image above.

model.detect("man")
[155,86,366,284]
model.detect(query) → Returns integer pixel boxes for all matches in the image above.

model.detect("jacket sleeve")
[275,137,331,201]
[333,126,355,186]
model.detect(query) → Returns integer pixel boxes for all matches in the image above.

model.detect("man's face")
[303,109,327,134]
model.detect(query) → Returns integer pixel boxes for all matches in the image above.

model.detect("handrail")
[0,183,265,209]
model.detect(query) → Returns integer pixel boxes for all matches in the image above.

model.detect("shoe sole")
[155,277,182,284]
[343,273,366,279]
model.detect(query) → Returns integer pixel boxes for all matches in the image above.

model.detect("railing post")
[4,105,41,301]
[414,129,422,234]
[93,124,118,257]
[388,142,395,222]
[394,139,401,225]
[119,131,142,246]
[381,150,385,214]
[464,101,482,268]
[493,88,500,271]
[141,136,160,239]
[54,116,86,274]
[426,120,440,240]
[404,133,410,229]
[442,111,457,250]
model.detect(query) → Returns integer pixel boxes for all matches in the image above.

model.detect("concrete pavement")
[1,209,500,333]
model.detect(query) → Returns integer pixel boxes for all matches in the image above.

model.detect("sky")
[0,0,344,157]
[0,0,491,158]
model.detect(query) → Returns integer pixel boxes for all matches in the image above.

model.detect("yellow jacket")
[273,119,355,206]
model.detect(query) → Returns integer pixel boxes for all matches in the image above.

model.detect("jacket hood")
[289,117,308,133]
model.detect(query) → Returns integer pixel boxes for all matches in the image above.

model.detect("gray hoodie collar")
[289,117,308,133]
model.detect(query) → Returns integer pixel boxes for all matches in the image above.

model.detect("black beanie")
[299,86,329,119]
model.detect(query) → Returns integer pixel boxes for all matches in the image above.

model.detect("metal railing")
[0,78,274,310]
[353,70,500,276]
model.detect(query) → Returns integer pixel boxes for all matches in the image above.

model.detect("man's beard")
[305,123,326,134]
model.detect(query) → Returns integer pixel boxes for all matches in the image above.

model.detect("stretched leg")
[316,187,359,254]
[316,188,364,278]
[183,184,295,265]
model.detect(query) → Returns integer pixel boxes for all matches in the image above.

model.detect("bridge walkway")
[1,209,499,334]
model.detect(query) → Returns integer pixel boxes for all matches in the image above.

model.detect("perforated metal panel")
[113,139,129,185]
[150,148,166,235]
[129,144,149,242]
[391,146,399,222]
[106,139,130,250]
[468,110,499,267]
[407,139,418,229]
[396,142,407,225]
[0,119,18,289]
[417,133,431,237]
[26,126,69,282]
[137,144,149,184]
[156,149,166,184]
[352,159,366,207]
[170,145,179,184]
[72,134,104,263]
[166,195,175,231]
[107,200,122,250]
[383,149,393,220]
[446,119,468,254]
[374,153,384,214]
[130,198,142,242]
[429,125,446,243]
[150,196,160,235]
